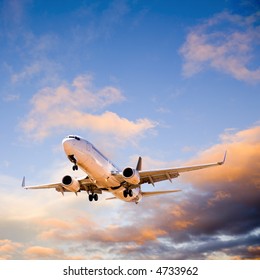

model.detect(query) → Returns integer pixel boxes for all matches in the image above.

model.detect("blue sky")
[0,0,259,260]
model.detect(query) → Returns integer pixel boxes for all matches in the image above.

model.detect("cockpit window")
[67,135,81,141]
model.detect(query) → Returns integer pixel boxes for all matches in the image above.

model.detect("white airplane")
[22,135,226,204]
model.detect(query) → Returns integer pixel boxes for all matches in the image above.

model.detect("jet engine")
[122,167,140,185]
[62,175,80,192]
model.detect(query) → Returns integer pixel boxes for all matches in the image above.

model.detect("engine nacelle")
[122,167,140,185]
[62,175,80,192]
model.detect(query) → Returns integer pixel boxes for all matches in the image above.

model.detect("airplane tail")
[21,176,26,188]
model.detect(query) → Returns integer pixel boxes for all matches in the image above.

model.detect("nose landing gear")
[72,164,78,171]
[68,155,78,171]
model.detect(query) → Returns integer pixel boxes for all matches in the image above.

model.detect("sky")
[0,0,259,260]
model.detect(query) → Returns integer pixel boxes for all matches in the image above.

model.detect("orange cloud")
[24,246,84,260]
[25,246,60,257]
[173,220,194,230]
[36,214,167,246]
[109,227,166,245]
[183,125,260,191]
[0,240,22,260]
[39,218,73,230]
[25,246,61,258]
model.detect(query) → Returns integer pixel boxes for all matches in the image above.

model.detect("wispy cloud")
[9,34,61,85]
[72,0,130,43]
[2,94,20,102]
[180,12,260,83]
[1,0,61,86]
[1,0,28,30]
[20,74,157,143]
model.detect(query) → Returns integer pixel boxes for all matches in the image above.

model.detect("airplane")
[22,135,226,204]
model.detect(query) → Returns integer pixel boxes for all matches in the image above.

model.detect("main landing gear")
[123,189,133,198]
[89,193,98,202]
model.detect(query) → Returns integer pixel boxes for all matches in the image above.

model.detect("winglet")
[136,156,142,171]
[21,176,26,188]
[218,151,227,165]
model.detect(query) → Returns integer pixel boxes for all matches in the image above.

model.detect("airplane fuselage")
[62,136,142,203]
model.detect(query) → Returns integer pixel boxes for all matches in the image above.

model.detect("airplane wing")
[22,176,62,190]
[22,176,102,194]
[139,152,226,185]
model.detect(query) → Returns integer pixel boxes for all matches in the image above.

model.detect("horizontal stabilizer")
[142,189,181,198]
[106,196,118,200]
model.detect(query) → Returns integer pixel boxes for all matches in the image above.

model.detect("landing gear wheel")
[89,193,98,202]
[72,165,78,171]
[123,189,133,198]
[123,189,128,198]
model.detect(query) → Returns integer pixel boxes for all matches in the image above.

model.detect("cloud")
[2,94,20,102]
[20,74,157,142]
[184,125,260,192]
[0,240,22,260]
[10,57,60,85]
[24,246,62,259]
[72,0,130,43]
[11,62,42,83]
[94,0,129,39]
[180,12,260,83]
[39,219,167,246]
[1,0,27,29]
[1,0,61,86]
[24,245,84,260]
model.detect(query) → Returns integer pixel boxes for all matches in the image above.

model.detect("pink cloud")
[0,239,22,260]
[21,74,157,142]
[180,12,260,83]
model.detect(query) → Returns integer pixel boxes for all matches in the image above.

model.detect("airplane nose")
[62,138,74,153]
[62,138,69,146]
